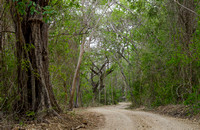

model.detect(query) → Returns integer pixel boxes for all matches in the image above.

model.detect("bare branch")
[49,32,88,37]
[0,30,15,33]
[117,51,132,65]
[174,0,199,16]
[90,67,99,75]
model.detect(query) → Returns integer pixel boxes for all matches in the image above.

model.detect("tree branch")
[0,30,15,33]
[117,51,132,65]
[90,67,99,75]
[174,0,199,16]
[49,32,88,37]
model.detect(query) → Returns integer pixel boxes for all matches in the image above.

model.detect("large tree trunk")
[9,0,61,116]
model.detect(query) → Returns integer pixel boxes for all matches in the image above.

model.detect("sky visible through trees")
[0,0,200,121]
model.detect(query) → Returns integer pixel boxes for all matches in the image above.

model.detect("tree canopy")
[0,0,200,121]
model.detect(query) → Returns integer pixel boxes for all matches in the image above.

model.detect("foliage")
[1,0,200,121]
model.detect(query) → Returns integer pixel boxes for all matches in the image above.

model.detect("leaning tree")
[8,0,61,117]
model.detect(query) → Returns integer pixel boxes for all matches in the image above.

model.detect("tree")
[69,0,113,110]
[8,0,61,117]
[90,58,114,100]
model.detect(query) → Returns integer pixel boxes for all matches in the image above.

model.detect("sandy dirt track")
[88,102,200,130]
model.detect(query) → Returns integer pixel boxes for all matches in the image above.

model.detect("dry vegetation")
[0,111,104,130]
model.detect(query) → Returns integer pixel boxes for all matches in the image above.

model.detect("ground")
[88,102,200,130]
[1,102,200,130]
[155,104,200,121]
[1,111,103,130]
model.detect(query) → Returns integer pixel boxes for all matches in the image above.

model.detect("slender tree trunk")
[75,75,80,108]
[99,86,101,103]
[111,79,114,104]
[69,40,85,110]
[0,14,5,99]
[63,81,68,110]
[98,75,101,103]
[104,85,106,105]
[114,55,130,100]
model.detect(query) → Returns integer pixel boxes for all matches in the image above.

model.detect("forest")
[0,0,200,128]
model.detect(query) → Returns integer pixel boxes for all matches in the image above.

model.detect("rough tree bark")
[8,0,61,116]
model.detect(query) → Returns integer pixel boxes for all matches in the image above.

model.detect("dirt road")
[88,102,200,130]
